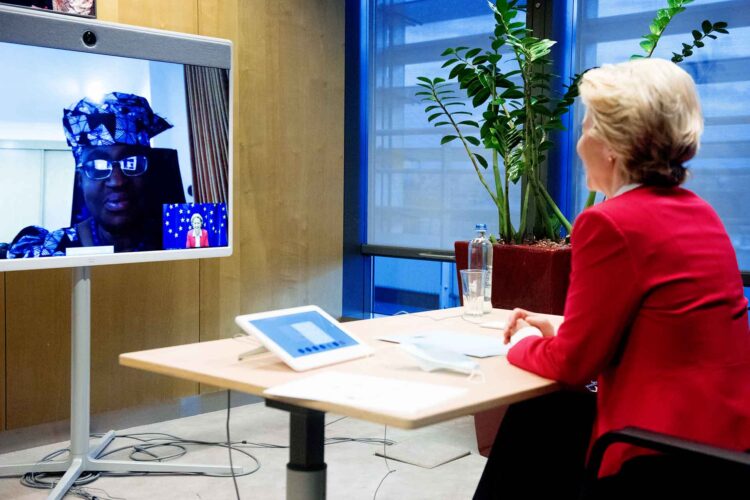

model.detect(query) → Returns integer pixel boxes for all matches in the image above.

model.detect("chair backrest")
[581,426,750,499]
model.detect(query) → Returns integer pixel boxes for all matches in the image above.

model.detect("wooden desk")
[120,308,560,499]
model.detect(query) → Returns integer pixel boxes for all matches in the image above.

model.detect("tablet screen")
[247,310,358,358]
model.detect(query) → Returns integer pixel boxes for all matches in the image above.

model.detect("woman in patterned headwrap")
[8,92,172,257]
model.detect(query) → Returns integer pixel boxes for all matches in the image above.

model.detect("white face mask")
[399,342,479,375]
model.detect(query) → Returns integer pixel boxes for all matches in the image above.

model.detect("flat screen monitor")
[0,5,232,272]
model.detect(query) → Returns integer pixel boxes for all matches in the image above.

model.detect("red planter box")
[454,241,572,456]
[454,241,571,314]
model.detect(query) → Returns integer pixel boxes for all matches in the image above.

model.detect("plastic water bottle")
[468,223,493,313]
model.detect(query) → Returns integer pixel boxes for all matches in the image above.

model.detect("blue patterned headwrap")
[62,92,172,164]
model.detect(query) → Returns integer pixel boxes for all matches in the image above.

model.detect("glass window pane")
[373,256,459,315]
[368,0,524,249]
[572,0,750,270]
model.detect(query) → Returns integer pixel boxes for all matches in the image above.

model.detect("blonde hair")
[579,58,703,186]
[190,213,203,225]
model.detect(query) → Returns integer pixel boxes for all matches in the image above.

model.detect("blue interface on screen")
[249,312,356,358]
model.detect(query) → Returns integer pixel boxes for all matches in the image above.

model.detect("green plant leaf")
[692,29,702,40]
[640,40,654,53]
[702,19,712,33]
[441,58,459,68]
[440,135,458,145]
[474,153,489,169]
[472,89,491,107]
[424,105,440,112]
[416,76,432,84]
[448,63,466,80]
[458,120,480,128]
[714,21,728,29]
[465,48,482,59]
[415,91,432,96]
[465,136,481,146]
[427,112,443,122]
[487,53,502,65]
[434,121,450,127]
[440,48,454,56]
[500,88,524,99]
[487,0,502,16]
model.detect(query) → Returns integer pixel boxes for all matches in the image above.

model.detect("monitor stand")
[0,266,244,500]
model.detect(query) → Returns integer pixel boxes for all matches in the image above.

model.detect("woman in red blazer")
[474,58,750,499]
[186,213,209,248]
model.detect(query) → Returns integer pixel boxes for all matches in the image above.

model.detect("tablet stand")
[237,343,269,361]
[0,267,243,500]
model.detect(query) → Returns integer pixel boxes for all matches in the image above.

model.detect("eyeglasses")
[77,155,149,181]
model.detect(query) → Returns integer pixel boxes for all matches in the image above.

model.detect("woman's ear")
[605,147,618,168]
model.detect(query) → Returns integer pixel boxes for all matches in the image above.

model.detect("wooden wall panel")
[107,0,198,32]
[90,263,199,413]
[6,270,71,428]
[237,0,345,318]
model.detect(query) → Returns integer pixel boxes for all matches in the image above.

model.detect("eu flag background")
[162,203,228,250]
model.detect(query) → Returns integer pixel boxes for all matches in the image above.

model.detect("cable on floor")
[373,425,396,500]
[18,424,395,495]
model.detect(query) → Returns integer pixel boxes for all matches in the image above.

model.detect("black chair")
[581,426,750,499]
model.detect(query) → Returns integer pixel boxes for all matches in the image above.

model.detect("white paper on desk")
[264,371,467,415]
[378,330,505,358]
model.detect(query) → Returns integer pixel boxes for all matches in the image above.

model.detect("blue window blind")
[571,0,750,270]
[367,0,524,250]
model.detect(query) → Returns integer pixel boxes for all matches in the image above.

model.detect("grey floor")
[0,402,487,499]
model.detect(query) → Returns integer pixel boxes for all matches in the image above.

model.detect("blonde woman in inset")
[186,213,208,248]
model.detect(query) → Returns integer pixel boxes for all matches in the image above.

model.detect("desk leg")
[267,401,326,500]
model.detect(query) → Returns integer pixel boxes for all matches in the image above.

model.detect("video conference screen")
[0,40,230,260]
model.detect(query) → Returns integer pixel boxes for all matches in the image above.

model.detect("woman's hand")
[504,308,556,344]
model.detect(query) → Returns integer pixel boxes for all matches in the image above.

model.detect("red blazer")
[186,229,209,248]
[508,185,750,477]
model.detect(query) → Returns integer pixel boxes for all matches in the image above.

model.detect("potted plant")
[417,0,728,456]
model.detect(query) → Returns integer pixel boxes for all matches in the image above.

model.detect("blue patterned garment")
[62,92,172,164]
[7,226,82,258]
